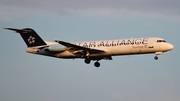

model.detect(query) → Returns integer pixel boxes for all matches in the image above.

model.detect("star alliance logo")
[28,36,35,44]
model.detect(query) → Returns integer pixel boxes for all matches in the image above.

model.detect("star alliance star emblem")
[28,36,35,44]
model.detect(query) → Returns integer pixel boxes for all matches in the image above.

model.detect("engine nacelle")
[45,45,67,52]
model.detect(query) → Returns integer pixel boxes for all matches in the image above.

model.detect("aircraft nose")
[167,43,174,50]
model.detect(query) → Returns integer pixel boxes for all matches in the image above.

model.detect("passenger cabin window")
[157,40,166,43]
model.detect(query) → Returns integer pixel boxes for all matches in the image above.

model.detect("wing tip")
[54,40,61,43]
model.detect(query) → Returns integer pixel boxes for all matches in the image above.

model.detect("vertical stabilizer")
[5,28,47,47]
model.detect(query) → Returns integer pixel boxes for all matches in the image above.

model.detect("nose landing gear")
[154,55,158,60]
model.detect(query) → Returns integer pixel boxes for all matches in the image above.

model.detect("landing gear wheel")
[84,59,91,64]
[154,56,158,60]
[94,61,100,67]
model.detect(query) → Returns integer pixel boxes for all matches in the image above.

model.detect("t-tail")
[4,28,47,47]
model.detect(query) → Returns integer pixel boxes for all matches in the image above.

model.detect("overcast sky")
[0,0,180,101]
[1,0,180,19]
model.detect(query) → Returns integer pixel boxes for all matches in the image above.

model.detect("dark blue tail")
[5,28,47,47]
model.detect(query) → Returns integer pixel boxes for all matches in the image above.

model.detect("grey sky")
[0,0,180,18]
[0,0,180,101]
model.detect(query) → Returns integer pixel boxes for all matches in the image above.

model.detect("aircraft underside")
[36,51,161,67]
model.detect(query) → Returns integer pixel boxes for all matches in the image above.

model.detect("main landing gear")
[84,58,91,64]
[94,61,100,67]
[84,58,100,67]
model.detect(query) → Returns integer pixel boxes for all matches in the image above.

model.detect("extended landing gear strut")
[154,52,163,60]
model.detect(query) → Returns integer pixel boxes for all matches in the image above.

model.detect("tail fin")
[5,28,47,47]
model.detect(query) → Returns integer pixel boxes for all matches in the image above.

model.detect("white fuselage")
[26,37,173,59]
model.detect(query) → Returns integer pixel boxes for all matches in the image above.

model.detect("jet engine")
[45,45,67,52]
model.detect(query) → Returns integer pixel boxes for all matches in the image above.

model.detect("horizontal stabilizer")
[4,28,31,33]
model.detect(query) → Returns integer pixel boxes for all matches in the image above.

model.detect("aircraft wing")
[55,40,105,54]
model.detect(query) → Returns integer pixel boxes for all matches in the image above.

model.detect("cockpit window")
[157,40,166,43]
[157,40,161,42]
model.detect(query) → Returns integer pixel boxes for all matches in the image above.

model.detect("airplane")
[4,28,174,67]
